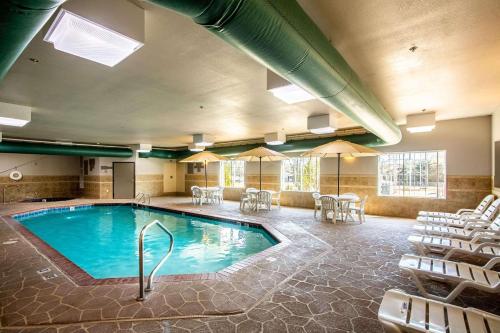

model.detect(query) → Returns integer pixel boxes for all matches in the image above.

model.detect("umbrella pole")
[259,157,262,191]
[337,153,341,196]
[204,160,208,188]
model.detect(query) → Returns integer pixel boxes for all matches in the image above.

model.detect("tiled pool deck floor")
[0,197,498,333]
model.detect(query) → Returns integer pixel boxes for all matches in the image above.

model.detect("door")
[163,161,177,193]
[113,162,135,199]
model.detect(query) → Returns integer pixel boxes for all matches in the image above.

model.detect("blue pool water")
[16,205,277,279]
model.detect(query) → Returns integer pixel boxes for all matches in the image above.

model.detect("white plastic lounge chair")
[414,215,500,239]
[399,254,500,303]
[312,192,321,218]
[271,191,281,208]
[408,233,500,260]
[416,198,500,227]
[378,289,500,333]
[418,194,494,219]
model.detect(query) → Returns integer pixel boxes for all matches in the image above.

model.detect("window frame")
[280,156,320,192]
[219,160,246,188]
[377,150,447,199]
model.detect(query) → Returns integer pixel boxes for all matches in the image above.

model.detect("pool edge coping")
[3,202,291,286]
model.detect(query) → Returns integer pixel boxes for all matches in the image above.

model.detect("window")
[378,151,446,198]
[281,157,320,192]
[219,160,245,188]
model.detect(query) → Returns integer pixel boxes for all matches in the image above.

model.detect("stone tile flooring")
[0,197,498,333]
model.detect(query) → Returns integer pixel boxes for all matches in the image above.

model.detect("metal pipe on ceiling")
[147,0,402,145]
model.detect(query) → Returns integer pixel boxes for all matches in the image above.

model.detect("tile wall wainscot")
[136,174,164,196]
[185,173,489,219]
[0,175,80,203]
[82,175,112,199]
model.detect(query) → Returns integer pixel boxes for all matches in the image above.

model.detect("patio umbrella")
[301,140,381,195]
[236,146,288,190]
[180,151,228,188]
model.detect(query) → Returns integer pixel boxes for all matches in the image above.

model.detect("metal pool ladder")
[137,220,174,301]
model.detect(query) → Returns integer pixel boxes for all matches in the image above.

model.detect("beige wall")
[183,116,492,218]
[492,111,500,195]
[0,153,80,202]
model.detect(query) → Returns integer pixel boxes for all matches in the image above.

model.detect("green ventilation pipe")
[0,142,133,157]
[0,0,66,81]
[148,0,402,145]
[140,132,383,159]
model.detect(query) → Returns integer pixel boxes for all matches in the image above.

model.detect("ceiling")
[0,0,499,146]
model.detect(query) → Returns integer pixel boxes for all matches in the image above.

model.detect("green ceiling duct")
[148,0,402,145]
[0,142,133,157]
[0,0,66,81]
[140,133,383,160]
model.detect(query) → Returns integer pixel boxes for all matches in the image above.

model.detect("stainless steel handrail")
[137,220,174,301]
[135,192,151,205]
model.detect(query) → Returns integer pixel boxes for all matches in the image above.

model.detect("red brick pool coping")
[3,203,290,286]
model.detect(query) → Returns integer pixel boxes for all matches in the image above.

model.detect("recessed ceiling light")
[265,131,286,145]
[193,134,214,147]
[43,9,143,67]
[267,69,315,104]
[133,143,152,153]
[188,143,205,152]
[307,114,336,134]
[406,111,436,133]
[0,102,31,127]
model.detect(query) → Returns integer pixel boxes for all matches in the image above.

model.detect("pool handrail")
[135,192,151,205]
[137,219,174,301]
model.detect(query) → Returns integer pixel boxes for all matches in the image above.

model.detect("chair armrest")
[470,233,500,244]
[484,257,500,270]
[464,221,490,230]
[456,208,474,215]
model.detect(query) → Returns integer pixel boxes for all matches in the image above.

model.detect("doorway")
[113,162,135,199]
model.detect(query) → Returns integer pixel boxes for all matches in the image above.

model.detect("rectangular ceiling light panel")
[0,102,31,127]
[267,70,315,104]
[265,131,286,145]
[307,114,336,134]
[44,9,143,67]
[406,112,436,133]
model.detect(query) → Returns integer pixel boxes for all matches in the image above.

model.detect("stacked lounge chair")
[416,198,500,227]
[379,195,500,332]
[418,194,494,219]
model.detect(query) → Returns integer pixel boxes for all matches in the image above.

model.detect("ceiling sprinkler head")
[409,46,418,53]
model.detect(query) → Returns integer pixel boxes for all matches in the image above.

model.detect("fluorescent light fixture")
[133,143,152,153]
[267,69,315,104]
[193,134,214,147]
[269,85,315,104]
[406,112,436,133]
[188,143,205,152]
[43,9,143,67]
[307,114,336,134]
[0,102,31,127]
[0,132,2,142]
[264,131,286,145]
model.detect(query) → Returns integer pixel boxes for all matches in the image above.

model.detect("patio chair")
[312,192,321,218]
[320,196,338,223]
[191,186,204,205]
[399,254,500,303]
[414,214,500,239]
[240,188,257,211]
[213,186,224,204]
[416,198,500,228]
[256,191,272,211]
[418,194,494,219]
[408,233,500,260]
[271,191,281,208]
[378,289,500,333]
[347,195,367,223]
